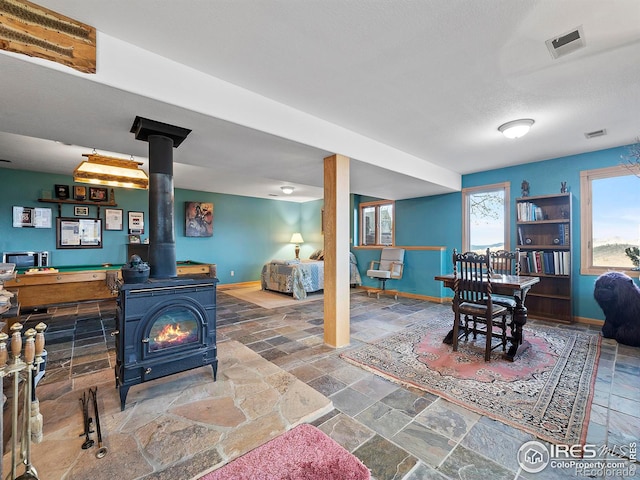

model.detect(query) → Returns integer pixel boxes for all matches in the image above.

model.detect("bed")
[260,251,362,299]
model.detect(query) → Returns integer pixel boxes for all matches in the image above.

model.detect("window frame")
[359,200,395,246]
[462,182,510,253]
[580,164,640,275]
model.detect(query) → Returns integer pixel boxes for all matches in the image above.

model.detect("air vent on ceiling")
[546,26,585,59]
[585,129,607,139]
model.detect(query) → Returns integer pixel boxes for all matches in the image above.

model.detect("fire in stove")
[150,315,198,351]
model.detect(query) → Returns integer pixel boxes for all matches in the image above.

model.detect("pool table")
[4,261,217,310]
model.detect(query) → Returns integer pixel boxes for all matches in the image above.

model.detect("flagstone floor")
[6,290,640,480]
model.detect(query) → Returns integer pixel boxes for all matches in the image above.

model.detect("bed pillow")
[309,249,322,260]
[316,250,325,261]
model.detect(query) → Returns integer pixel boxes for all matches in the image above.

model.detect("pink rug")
[200,424,370,480]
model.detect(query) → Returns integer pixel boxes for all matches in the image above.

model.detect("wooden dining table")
[434,273,540,361]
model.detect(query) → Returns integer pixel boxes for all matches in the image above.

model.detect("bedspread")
[261,254,362,300]
[261,260,324,300]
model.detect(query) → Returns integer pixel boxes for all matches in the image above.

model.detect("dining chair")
[452,248,508,361]
[489,249,521,322]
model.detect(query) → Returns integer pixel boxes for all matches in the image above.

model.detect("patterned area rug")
[341,314,601,445]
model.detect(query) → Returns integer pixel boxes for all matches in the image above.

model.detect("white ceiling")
[1,0,639,202]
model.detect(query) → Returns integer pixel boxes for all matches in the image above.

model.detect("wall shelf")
[38,198,117,217]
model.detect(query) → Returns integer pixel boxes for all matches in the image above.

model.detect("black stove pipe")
[148,134,176,278]
[131,116,192,280]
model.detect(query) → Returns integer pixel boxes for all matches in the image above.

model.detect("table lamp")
[290,233,304,259]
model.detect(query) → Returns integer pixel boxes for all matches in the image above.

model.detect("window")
[580,165,640,274]
[359,200,394,246]
[462,182,510,253]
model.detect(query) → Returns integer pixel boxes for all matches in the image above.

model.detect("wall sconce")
[74,153,149,189]
[281,186,295,195]
[498,119,535,139]
[290,232,304,259]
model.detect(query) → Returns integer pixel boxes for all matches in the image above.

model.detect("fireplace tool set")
[1,321,47,480]
[79,386,107,459]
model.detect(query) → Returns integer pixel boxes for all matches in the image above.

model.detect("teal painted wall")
[3,144,632,320]
[300,199,324,258]
[0,168,308,285]
[352,145,632,321]
[352,193,455,298]
[462,145,632,322]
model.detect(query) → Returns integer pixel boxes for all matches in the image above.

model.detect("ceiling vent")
[585,129,607,139]
[546,26,585,59]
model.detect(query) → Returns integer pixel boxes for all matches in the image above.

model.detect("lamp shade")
[74,153,149,189]
[290,233,304,244]
[498,119,534,139]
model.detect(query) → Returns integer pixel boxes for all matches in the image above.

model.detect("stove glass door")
[147,305,200,352]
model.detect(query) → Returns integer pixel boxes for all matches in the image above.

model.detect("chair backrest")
[452,248,493,304]
[490,249,521,276]
[379,248,405,278]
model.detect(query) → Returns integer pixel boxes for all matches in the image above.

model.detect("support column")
[323,154,350,347]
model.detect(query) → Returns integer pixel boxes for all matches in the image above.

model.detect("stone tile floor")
[7,289,640,479]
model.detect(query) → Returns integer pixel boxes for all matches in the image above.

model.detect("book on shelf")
[517,201,544,222]
[557,223,570,245]
[518,226,522,245]
[519,250,570,276]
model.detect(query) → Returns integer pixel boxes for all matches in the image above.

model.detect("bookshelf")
[516,193,572,323]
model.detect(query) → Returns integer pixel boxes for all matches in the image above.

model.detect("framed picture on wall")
[105,208,123,230]
[54,184,69,200]
[185,201,213,237]
[56,217,102,249]
[128,211,145,234]
[12,206,34,227]
[89,187,108,202]
[74,206,89,216]
[74,185,87,201]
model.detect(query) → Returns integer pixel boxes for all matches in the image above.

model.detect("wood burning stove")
[113,117,218,410]
[114,278,217,410]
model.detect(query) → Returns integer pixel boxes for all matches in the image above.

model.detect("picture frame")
[104,208,123,231]
[11,207,52,228]
[89,187,108,202]
[54,184,70,200]
[74,185,87,201]
[128,211,145,234]
[56,217,102,249]
[74,206,89,217]
[12,206,34,227]
[185,201,213,237]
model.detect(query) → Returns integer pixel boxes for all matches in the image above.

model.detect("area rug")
[341,314,601,445]
[223,285,324,309]
[199,423,370,480]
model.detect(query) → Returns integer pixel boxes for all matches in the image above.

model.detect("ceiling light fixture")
[498,119,535,139]
[74,152,149,189]
[281,186,295,195]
